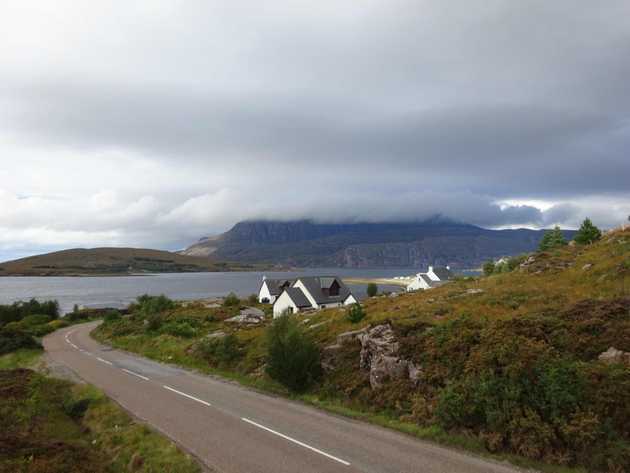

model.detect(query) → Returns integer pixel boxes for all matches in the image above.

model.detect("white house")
[407,266,453,292]
[258,277,293,304]
[271,276,358,317]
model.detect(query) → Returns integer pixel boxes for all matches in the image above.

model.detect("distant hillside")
[181,219,576,269]
[0,248,258,276]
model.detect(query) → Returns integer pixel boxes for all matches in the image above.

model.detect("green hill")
[0,247,258,276]
[95,227,630,472]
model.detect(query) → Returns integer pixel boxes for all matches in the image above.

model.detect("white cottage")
[406,266,453,292]
[258,277,293,304]
[271,276,358,317]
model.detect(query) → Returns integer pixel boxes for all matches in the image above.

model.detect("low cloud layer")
[1,1,629,261]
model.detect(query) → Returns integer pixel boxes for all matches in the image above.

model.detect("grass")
[0,348,43,369]
[92,228,630,473]
[0,352,201,473]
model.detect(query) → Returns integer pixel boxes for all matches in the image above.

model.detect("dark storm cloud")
[1,0,630,258]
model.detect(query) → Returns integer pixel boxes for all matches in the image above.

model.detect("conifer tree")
[574,218,602,245]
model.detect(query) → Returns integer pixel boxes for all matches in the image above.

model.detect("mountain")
[0,247,258,276]
[181,219,576,269]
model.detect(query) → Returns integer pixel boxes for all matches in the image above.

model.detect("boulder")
[582,263,593,271]
[598,347,630,365]
[336,327,367,345]
[358,324,421,389]
[369,355,409,389]
[225,313,264,325]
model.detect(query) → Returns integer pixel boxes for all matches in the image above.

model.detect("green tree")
[483,261,495,276]
[539,226,567,251]
[366,283,378,298]
[574,218,602,245]
[346,303,366,323]
[266,316,322,392]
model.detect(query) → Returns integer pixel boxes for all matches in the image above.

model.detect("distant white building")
[407,266,454,292]
[262,276,357,317]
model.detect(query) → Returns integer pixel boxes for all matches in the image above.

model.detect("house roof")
[431,267,454,281]
[283,287,312,308]
[296,276,353,304]
[419,274,447,288]
[262,278,295,296]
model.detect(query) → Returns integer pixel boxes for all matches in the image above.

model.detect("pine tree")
[539,226,567,251]
[574,218,602,245]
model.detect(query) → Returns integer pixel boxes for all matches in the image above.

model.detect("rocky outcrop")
[358,324,421,389]
[598,347,630,365]
[225,308,265,325]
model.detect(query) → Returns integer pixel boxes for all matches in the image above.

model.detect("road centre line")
[163,385,212,407]
[122,368,149,381]
[241,417,351,466]
[97,357,113,365]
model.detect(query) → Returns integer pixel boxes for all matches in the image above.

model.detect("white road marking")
[241,417,351,466]
[163,385,212,407]
[97,357,113,365]
[122,368,149,381]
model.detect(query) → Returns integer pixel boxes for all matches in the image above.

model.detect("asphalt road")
[44,322,524,473]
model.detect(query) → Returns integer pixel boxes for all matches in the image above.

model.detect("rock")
[307,320,330,330]
[225,313,264,325]
[240,307,265,317]
[466,288,484,295]
[582,263,593,271]
[369,355,409,389]
[358,324,399,370]
[321,344,343,372]
[336,328,367,345]
[408,362,422,385]
[206,331,226,340]
[598,347,630,365]
[568,240,577,247]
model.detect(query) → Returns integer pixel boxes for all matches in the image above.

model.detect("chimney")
[446,265,450,270]
[428,266,433,273]
[262,275,267,281]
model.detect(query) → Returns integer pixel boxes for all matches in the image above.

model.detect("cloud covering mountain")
[1,0,629,260]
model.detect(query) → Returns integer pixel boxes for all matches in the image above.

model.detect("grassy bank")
[0,348,202,473]
[93,227,630,472]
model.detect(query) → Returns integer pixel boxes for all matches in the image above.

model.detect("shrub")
[539,226,567,251]
[0,299,59,326]
[135,294,176,316]
[0,329,41,355]
[63,398,91,420]
[161,321,196,338]
[266,316,322,392]
[223,293,240,307]
[247,294,258,305]
[196,334,240,365]
[103,310,122,323]
[20,314,53,327]
[366,283,378,298]
[483,261,495,276]
[574,218,602,245]
[346,304,366,324]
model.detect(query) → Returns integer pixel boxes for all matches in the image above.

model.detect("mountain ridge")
[181,219,576,269]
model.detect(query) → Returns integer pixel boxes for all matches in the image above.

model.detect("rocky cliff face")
[181,219,575,269]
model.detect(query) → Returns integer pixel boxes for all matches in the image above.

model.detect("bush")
[20,314,53,327]
[574,218,602,245]
[63,398,91,420]
[103,310,122,323]
[366,283,378,298]
[0,299,59,326]
[266,316,322,392]
[135,294,176,316]
[223,293,240,307]
[346,304,366,324]
[539,226,567,251]
[247,294,258,305]
[483,261,495,276]
[0,329,42,355]
[196,334,240,365]
[161,321,196,338]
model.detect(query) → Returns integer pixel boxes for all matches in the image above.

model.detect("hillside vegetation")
[95,227,630,472]
[0,247,259,276]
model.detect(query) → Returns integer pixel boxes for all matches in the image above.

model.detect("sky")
[1,0,629,261]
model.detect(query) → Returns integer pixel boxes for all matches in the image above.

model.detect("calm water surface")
[0,268,416,314]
